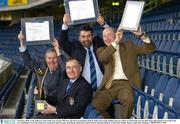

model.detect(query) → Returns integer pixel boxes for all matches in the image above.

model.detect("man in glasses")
[33,57,93,119]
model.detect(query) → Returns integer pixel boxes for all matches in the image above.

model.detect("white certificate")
[69,0,95,21]
[64,0,99,25]
[25,21,50,42]
[120,1,145,31]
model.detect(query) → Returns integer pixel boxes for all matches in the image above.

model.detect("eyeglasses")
[66,66,80,71]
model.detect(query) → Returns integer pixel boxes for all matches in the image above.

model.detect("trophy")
[34,67,48,112]
[33,67,45,100]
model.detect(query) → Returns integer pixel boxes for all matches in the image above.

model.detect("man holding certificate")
[18,31,65,110]
[92,26,156,119]
[58,14,109,92]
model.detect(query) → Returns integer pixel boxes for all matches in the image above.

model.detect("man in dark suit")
[92,26,156,119]
[18,31,65,106]
[34,57,93,119]
[58,14,109,91]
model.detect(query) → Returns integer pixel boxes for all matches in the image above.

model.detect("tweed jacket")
[97,40,156,90]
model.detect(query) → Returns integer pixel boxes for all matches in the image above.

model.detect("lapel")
[119,43,126,72]
[64,76,81,97]
[81,48,87,68]
[62,79,70,97]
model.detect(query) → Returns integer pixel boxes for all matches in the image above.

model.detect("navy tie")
[88,48,97,91]
[66,81,73,93]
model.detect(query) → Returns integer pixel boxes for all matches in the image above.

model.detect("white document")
[25,21,50,41]
[69,0,95,21]
[120,1,145,31]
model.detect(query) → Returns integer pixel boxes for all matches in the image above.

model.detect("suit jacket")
[21,50,65,106]
[59,29,105,73]
[56,74,93,118]
[97,40,156,90]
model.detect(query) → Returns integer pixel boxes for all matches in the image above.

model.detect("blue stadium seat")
[157,54,164,72]
[142,70,154,90]
[162,77,179,105]
[163,55,171,74]
[173,85,180,113]
[154,40,161,48]
[158,40,168,52]
[150,53,159,70]
[140,67,147,83]
[154,75,169,99]
[169,56,178,76]
[176,43,180,54]
[157,104,165,119]
[164,40,173,53]
[167,110,177,119]
[148,99,155,119]
[83,104,103,119]
[169,40,179,53]
[146,72,161,95]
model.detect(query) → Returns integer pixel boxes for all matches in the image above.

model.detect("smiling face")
[79,30,93,48]
[66,59,82,80]
[102,28,116,46]
[45,49,59,71]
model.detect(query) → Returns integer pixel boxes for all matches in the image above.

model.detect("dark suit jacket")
[56,74,93,118]
[97,40,156,90]
[20,50,65,106]
[59,29,105,73]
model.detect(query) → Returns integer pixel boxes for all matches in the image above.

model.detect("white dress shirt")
[111,37,151,80]
[82,45,103,89]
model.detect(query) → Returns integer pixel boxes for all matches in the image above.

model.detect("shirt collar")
[84,45,93,51]
[70,77,78,83]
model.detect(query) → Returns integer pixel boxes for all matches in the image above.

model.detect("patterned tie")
[66,81,73,93]
[88,48,97,91]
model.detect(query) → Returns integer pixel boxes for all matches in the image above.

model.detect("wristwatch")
[138,32,145,38]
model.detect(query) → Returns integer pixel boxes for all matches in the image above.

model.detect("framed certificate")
[119,1,145,31]
[21,16,54,45]
[64,0,99,25]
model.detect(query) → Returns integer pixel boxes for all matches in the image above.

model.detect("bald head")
[102,27,116,46]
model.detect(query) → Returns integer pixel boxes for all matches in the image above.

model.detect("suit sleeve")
[56,83,93,118]
[133,40,156,56]
[20,49,40,71]
[58,54,66,71]
[58,29,73,55]
[97,46,116,64]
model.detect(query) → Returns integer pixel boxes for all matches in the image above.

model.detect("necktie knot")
[88,48,92,53]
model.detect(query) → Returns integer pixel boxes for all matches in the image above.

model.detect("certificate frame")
[64,0,99,25]
[119,1,145,31]
[21,16,54,45]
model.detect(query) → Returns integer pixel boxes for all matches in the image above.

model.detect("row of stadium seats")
[25,73,36,119]
[133,68,180,119]
[15,69,33,120]
[0,64,22,115]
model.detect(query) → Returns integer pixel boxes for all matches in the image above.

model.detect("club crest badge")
[69,97,75,106]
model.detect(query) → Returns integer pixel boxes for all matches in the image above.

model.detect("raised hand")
[114,28,123,44]
[63,13,70,25]
[52,38,61,56]
[131,26,144,36]
[97,15,105,26]
[18,31,26,48]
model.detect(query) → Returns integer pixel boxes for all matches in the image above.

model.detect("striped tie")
[66,81,73,93]
[88,48,97,91]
